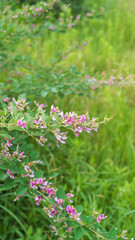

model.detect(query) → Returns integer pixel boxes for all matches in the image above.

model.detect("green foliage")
[75,227,83,240]
[56,187,66,199]
[16,185,28,196]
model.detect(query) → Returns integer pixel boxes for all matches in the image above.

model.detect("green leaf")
[76,205,83,213]
[82,226,92,233]
[41,90,48,97]
[71,222,80,227]
[81,214,93,224]
[35,170,43,178]
[25,113,33,125]
[16,185,28,196]
[75,227,83,240]
[0,132,11,139]
[0,163,10,170]
[10,103,17,116]
[56,187,66,199]
[0,110,4,116]
[54,112,61,123]
[0,170,8,181]
[17,177,28,186]
[40,108,51,122]
[9,164,21,174]
[1,179,14,191]
[93,223,99,231]
[8,125,24,131]
[108,228,117,238]
[51,87,58,93]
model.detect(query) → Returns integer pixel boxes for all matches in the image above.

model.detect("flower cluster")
[66,205,81,222]
[0,138,26,162]
[12,97,29,111]
[2,98,104,148]
[97,213,107,222]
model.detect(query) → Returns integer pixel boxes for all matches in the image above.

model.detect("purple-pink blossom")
[17,119,26,128]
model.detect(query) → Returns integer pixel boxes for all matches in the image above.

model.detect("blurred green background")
[0,0,135,239]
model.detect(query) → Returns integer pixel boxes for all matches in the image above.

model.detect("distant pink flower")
[61,55,66,59]
[48,26,55,30]
[76,15,80,20]
[86,75,90,79]
[91,86,96,90]
[86,13,92,17]
[109,76,115,84]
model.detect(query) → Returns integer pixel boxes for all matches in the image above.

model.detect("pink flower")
[7,142,12,147]
[17,120,22,126]
[80,115,86,122]
[76,15,80,20]
[51,105,56,113]
[97,216,101,222]
[30,181,36,188]
[61,55,66,59]
[86,13,92,17]
[86,75,90,79]
[97,213,107,222]
[17,119,26,128]
[66,193,74,203]
[36,178,43,184]
[3,97,10,102]
[66,193,74,198]
[57,199,64,206]
[7,169,14,179]
[66,227,72,234]
[75,132,79,137]
[7,169,11,174]
[39,104,44,108]
[109,75,115,84]
[21,122,26,128]
[47,188,55,196]
[66,205,72,213]
[10,174,14,179]
[68,117,74,124]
